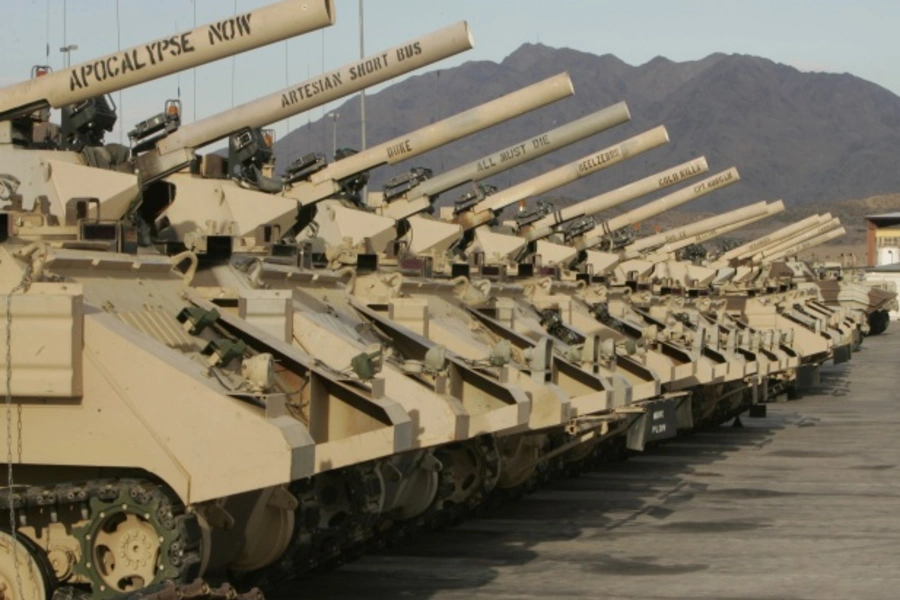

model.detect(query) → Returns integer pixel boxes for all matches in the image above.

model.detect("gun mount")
[383,167,434,201]
[59,95,118,151]
[284,152,328,185]
[129,99,183,153]
[453,184,498,214]
[515,200,556,229]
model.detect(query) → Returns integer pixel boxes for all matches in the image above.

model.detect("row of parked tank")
[0,2,895,600]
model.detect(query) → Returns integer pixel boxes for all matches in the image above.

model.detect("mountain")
[274,44,900,215]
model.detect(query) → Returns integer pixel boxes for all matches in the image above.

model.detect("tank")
[0,0,336,231]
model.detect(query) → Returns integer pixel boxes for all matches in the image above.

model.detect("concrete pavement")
[278,331,900,600]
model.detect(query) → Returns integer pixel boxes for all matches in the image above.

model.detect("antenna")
[192,0,197,122]
[285,39,292,157]
[359,0,367,202]
[45,0,50,61]
[231,0,238,108]
[117,0,123,143]
[175,21,182,100]
[359,0,366,153]
[320,28,326,151]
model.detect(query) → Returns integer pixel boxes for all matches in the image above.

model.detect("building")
[865,212,900,267]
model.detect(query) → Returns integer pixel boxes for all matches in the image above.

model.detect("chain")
[6,259,34,600]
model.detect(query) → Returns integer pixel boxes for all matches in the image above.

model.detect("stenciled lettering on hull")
[658,162,704,186]
[578,148,622,174]
[69,13,254,91]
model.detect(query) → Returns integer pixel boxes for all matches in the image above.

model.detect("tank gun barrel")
[742,215,834,260]
[137,22,474,182]
[522,157,709,242]
[625,200,779,254]
[303,73,574,188]
[665,201,785,255]
[753,218,842,262]
[575,167,740,251]
[716,213,831,262]
[455,125,670,232]
[382,103,632,220]
[763,226,847,263]
[0,0,335,122]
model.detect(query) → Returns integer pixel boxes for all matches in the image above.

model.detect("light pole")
[60,44,78,68]
[327,112,339,159]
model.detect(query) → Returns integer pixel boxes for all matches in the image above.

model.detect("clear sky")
[2,0,897,146]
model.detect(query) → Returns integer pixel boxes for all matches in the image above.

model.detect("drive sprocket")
[68,481,202,600]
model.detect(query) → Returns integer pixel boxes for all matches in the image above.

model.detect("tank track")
[0,479,202,600]
[50,579,263,600]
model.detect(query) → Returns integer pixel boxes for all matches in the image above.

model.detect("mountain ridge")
[274,44,900,215]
